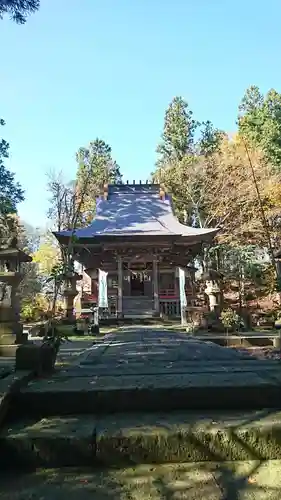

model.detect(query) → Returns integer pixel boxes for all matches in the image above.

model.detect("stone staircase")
[122,296,154,318]
[1,329,281,471]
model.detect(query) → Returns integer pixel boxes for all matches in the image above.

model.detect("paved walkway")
[18,328,281,414]
[62,328,280,390]
[74,327,279,373]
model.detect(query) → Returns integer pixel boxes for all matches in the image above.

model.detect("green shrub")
[220,308,240,333]
[21,295,49,322]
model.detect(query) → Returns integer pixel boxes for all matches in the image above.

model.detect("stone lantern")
[63,271,82,322]
[202,269,223,313]
[0,242,32,352]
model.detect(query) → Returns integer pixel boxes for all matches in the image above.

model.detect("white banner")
[98,269,108,308]
[179,267,187,308]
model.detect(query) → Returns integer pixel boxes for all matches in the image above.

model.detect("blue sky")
[1,0,280,227]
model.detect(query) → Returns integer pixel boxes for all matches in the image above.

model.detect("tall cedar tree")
[156,97,198,167]
[76,138,122,222]
[154,97,221,224]
[239,86,281,171]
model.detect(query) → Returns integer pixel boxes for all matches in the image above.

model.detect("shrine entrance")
[124,261,153,298]
[130,274,145,296]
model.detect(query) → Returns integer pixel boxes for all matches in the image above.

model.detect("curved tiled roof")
[54,184,218,242]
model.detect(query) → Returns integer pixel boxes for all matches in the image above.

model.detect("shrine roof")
[54,183,218,243]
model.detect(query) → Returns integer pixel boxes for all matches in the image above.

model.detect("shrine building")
[54,182,218,319]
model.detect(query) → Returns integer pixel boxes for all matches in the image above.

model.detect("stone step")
[123,300,153,303]
[0,345,19,357]
[123,312,154,318]
[122,308,153,313]
[71,359,281,375]
[122,301,153,309]
[123,311,154,318]
[1,409,281,469]
[122,307,153,312]
[12,369,281,417]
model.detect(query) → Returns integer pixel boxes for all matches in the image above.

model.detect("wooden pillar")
[117,255,123,317]
[153,256,159,314]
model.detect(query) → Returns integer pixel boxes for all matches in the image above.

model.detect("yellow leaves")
[264,178,281,208]
[32,241,60,276]
[153,136,281,248]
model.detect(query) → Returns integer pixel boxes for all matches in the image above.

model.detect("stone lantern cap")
[202,269,223,282]
[0,248,32,263]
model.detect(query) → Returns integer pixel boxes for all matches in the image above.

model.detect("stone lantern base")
[63,290,78,323]
[0,302,28,356]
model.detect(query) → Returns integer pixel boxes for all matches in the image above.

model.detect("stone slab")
[64,359,281,377]
[76,332,268,367]
[96,409,281,465]
[0,370,34,426]
[2,410,281,469]
[13,370,281,415]
[22,371,278,392]
[0,415,97,468]
[0,345,18,357]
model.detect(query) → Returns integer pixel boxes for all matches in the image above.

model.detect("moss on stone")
[96,410,281,465]
[0,415,97,468]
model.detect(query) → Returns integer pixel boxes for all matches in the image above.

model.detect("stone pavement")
[12,328,281,414]
[75,327,279,367]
